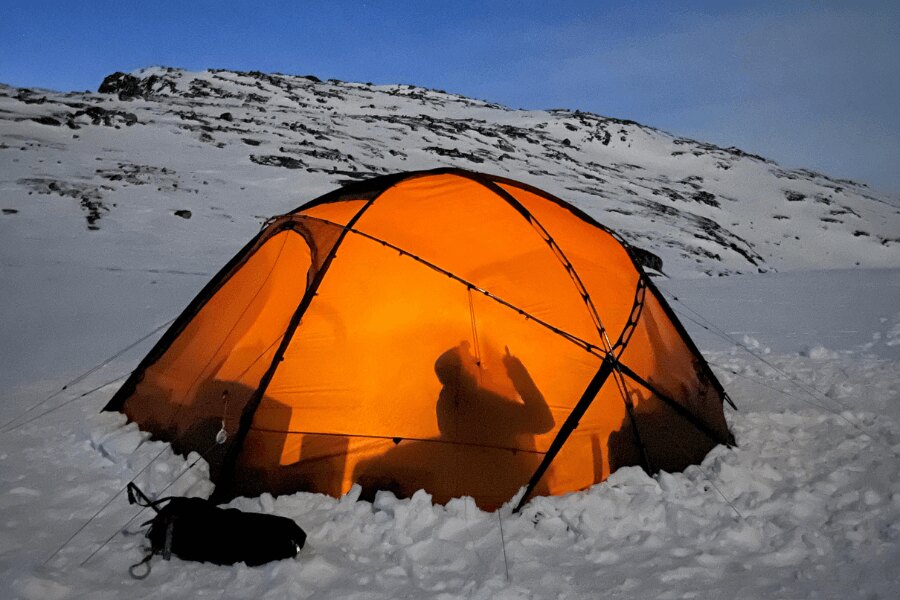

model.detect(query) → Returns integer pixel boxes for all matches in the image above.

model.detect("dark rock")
[423,146,485,163]
[174,209,192,219]
[2,208,18,215]
[784,191,806,202]
[220,112,234,121]
[80,196,106,229]
[17,90,47,104]
[67,106,138,128]
[245,93,270,104]
[31,116,61,126]
[628,246,664,273]
[723,146,769,162]
[98,72,143,100]
[250,154,306,169]
[691,191,720,208]
[98,71,175,100]
[656,187,684,202]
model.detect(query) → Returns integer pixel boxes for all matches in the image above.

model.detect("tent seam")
[300,214,610,359]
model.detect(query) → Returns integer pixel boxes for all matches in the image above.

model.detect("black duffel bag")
[127,483,306,577]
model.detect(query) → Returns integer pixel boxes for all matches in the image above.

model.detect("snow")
[0,267,896,599]
[0,69,898,598]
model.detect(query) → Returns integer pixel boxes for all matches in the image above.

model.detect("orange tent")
[105,169,734,510]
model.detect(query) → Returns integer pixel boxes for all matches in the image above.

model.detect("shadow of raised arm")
[502,345,554,434]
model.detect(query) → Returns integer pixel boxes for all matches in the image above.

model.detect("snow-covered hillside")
[0,68,897,599]
[1,66,898,280]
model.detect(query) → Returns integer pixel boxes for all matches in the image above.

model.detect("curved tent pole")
[463,174,657,496]
[210,192,385,502]
[513,356,616,513]
[478,171,731,407]
[511,278,649,513]
[105,168,733,508]
[299,215,611,358]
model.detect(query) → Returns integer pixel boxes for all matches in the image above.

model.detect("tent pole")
[211,197,381,502]
[513,356,615,513]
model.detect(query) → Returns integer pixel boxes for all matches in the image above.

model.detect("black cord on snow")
[41,445,170,567]
[128,552,154,579]
[78,441,218,568]
[2,374,127,434]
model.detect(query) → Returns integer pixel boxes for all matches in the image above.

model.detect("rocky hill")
[1,66,898,277]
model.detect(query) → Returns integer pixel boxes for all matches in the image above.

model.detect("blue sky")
[2,1,898,193]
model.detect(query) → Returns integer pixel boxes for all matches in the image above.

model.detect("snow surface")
[0,270,896,599]
[0,69,898,598]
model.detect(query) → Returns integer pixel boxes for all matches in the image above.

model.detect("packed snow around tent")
[0,69,898,598]
[2,271,897,599]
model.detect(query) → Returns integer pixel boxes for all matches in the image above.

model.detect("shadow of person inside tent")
[604,381,721,477]
[127,342,556,508]
[434,341,553,449]
[141,372,718,505]
[352,341,554,509]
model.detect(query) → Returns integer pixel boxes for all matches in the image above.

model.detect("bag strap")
[128,551,154,579]
[125,483,180,578]
[162,518,175,560]
[126,482,175,513]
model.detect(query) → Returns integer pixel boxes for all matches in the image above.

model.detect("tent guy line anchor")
[44,438,221,569]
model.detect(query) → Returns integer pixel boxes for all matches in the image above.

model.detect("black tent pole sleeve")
[513,355,616,513]
[210,196,381,502]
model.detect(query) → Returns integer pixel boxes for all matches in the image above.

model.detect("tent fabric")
[105,168,733,510]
